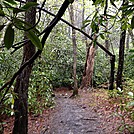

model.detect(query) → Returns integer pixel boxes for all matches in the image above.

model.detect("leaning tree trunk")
[80,44,95,90]
[13,0,36,133]
[68,4,78,96]
[116,0,127,90]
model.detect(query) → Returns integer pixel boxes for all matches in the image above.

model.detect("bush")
[93,50,110,86]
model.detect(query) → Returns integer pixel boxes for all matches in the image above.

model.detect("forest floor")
[3,87,134,134]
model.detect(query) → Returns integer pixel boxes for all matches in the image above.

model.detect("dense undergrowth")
[0,47,134,134]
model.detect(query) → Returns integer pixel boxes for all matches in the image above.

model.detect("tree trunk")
[128,29,134,47]
[13,0,36,133]
[68,4,78,96]
[109,55,115,90]
[80,44,95,90]
[82,0,89,51]
[126,31,129,50]
[116,0,127,90]
[105,21,110,57]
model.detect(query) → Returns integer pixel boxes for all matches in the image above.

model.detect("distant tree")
[68,4,78,96]
[116,0,128,90]
[80,42,96,90]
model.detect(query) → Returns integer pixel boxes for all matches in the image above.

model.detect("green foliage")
[0,50,21,116]
[108,80,134,133]
[0,50,21,83]
[28,59,55,115]
[93,50,110,86]
[124,49,134,79]
[4,24,14,49]
[27,30,42,50]
[0,0,40,50]
[131,16,134,29]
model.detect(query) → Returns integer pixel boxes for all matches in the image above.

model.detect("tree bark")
[68,4,78,96]
[80,44,95,90]
[109,55,115,90]
[126,31,129,50]
[105,21,110,57]
[13,0,36,133]
[116,0,127,90]
[128,29,134,47]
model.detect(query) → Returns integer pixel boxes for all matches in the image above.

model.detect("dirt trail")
[43,90,105,134]
[5,88,130,134]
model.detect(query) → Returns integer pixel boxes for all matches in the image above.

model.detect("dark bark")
[126,32,129,50]
[109,55,115,90]
[13,0,36,133]
[68,4,78,96]
[116,30,126,90]
[116,0,127,90]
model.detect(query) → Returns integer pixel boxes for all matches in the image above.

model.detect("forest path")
[4,88,122,134]
[43,89,105,134]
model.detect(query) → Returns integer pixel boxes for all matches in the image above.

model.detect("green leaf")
[129,0,134,2]
[129,49,134,52]
[119,5,134,10]
[13,8,25,14]
[131,16,134,29]
[13,18,25,29]
[27,30,42,50]
[125,9,134,16]
[0,4,2,9]
[0,9,5,16]
[13,18,40,34]
[0,25,5,31]
[4,24,14,49]
[100,33,105,39]
[4,0,17,5]
[21,2,38,10]
[94,0,102,5]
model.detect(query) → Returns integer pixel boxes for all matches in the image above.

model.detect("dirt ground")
[3,88,134,134]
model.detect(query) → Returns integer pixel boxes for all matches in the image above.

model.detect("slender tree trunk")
[116,0,127,90]
[128,29,134,47]
[126,31,129,50]
[13,0,36,133]
[82,0,89,51]
[68,4,78,96]
[104,0,110,57]
[105,22,110,57]
[109,55,115,90]
[80,44,95,90]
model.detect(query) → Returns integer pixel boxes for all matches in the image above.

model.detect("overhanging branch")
[0,0,72,104]
[41,8,114,57]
